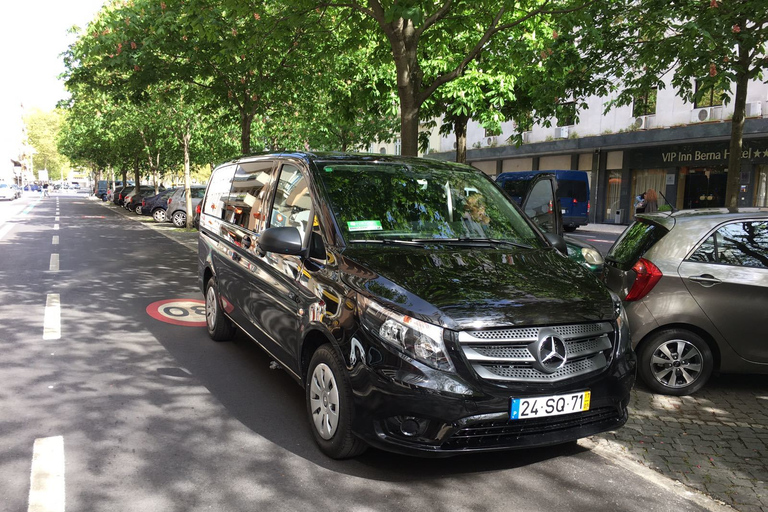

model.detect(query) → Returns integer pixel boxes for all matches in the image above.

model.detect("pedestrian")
[645,188,658,213]
[43,183,50,197]
[634,192,646,216]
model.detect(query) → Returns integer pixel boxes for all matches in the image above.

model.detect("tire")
[306,344,367,459]
[563,225,577,232]
[204,278,235,341]
[637,329,713,396]
[152,209,166,222]
[172,211,186,227]
[135,205,143,215]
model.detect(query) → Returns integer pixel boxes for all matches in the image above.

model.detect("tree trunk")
[133,157,141,206]
[240,109,254,154]
[454,115,469,163]
[725,43,750,208]
[183,123,193,229]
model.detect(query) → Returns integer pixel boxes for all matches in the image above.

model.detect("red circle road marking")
[146,299,206,327]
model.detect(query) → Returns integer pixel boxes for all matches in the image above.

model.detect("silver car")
[165,186,206,227]
[603,208,768,395]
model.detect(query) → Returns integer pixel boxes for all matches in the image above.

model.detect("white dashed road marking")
[49,254,59,272]
[52,236,59,245]
[53,224,59,231]
[43,294,61,340]
[28,436,65,512]
[55,216,59,221]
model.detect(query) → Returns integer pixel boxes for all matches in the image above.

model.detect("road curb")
[581,437,736,512]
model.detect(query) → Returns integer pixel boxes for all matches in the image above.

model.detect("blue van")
[496,170,590,231]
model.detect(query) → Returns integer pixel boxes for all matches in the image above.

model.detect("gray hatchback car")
[603,208,768,395]
[165,185,206,227]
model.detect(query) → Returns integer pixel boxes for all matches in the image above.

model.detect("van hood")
[339,245,614,330]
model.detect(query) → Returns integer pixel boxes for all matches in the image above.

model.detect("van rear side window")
[203,165,236,219]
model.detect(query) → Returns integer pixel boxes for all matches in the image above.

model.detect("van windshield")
[317,161,543,246]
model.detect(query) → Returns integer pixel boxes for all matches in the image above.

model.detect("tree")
[323,0,590,156]
[24,108,71,181]
[575,0,768,207]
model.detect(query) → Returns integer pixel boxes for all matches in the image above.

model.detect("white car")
[0,183,17,201]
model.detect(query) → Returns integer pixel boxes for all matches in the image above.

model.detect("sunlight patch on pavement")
[28,436,65,512]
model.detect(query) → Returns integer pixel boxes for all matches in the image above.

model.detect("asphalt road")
[0,194,723,512]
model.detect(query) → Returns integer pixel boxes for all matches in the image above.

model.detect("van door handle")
[688,274,721,286]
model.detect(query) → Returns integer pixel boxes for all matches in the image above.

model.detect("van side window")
[224,161,273,232]
[203,165,236,219]
[270,164,312,240]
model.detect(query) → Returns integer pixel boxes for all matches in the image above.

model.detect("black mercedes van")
[198,152,635,459]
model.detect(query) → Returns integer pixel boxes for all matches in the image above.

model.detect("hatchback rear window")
[606,220,669,271]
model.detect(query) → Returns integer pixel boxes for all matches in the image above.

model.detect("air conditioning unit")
[632,115,656,130]
[521,131,532,143]
[746,102,763,118]
[691,106,723,123]
[554,126,570,139]
[483,136,498,147]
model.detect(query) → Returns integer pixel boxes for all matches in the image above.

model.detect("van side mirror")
[258,227,304,255]
[544,232,568,255]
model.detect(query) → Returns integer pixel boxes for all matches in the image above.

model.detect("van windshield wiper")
[419,237,533,249]
[348,238,426,246]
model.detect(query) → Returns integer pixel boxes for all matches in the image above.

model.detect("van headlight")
[359,296,454,372]
[610,291,631,355]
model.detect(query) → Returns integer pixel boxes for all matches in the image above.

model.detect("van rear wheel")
[205,278,235,341]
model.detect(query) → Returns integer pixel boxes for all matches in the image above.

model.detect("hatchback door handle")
[688,274,722,286]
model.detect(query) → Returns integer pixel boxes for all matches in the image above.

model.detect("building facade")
[428,75,768,224]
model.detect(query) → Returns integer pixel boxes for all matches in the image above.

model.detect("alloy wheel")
[309,363,340,440]
[153,209,166,222]
[173,211,186,227]
[649,339,704,389]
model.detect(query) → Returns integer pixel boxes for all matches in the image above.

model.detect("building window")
[395,138,401,156]
[379,147,386,154]
[694,80,725,108]
[632,89,657,117]
[556,102,576,127]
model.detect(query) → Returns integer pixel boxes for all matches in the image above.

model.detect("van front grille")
[458,322,615,383]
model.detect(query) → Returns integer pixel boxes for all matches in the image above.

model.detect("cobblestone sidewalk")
[594,375,768,511]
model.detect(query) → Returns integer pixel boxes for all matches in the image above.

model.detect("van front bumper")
[347,345,635,457]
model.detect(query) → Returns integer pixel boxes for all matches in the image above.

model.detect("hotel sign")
[628,140,768,168]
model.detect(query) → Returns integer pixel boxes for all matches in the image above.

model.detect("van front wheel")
[306,345,367,459]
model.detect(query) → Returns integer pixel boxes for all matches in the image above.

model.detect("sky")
[1,0,106,166]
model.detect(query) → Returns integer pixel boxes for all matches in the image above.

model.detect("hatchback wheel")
[306,345,367,459]
[638,329,713,396]
[152,209,166,222]
[204,278,235,341]
[172,211,186,227]
[135,205,143,215]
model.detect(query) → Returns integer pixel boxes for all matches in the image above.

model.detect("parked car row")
[108,183,206,228]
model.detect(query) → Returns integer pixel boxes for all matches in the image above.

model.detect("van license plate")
[561,208,566,214]
[510,391,591,420]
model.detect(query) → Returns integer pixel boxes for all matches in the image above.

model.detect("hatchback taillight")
[625,258,663,301]
[167,198,172,205]
[195,203,201,214]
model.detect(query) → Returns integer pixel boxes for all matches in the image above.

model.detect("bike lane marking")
[27,436,65,512]
[146,299,207,327]
[43,294,61,340]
